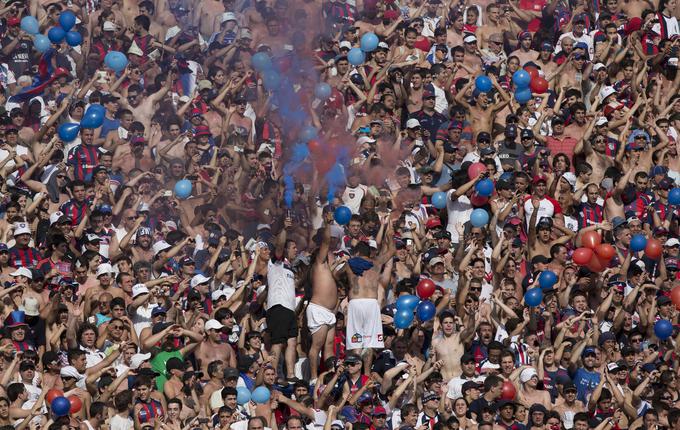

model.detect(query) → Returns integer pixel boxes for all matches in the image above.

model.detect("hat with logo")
[521,129,534,140]
[132,283,150,298]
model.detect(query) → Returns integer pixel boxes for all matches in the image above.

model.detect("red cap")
[7,17,20,27]
[383,9,399,19]
[624,17,642,35]
[371,406,387,416]
[603,102,624,118]
[194,125,211,136]
[426,218,442,229]
[532,175,547,184]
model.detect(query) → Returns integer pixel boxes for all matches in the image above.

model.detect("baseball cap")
[463,35,477,43]
[190,274,211,288]
[371,406,387,416]
[666,238,680,247]
[132,283,150,298]
[422,391,440,402]
[521,129,534,139]
[103,21,117,31]
[477,132,491,143]
[532,174,547,184]
[406,118,421,129]
[205,319,224,331]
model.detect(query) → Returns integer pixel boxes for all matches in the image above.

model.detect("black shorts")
[266,304,298,344]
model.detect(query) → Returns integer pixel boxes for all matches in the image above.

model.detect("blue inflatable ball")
[670,188,680,205]
[474,75,492,93]
[630,234,647,252]
[396,294,420,312]
[314,82,332,100]
[299,125,318,142]
[51,396,71,416]
[512,69,531,88]
[431,191,447,209]
[104,51,128,72]
[394,308,414,329]
[251,386,271,404]
[334,206,352,225]
[57,123,80,142]
[80,107,104,129]
[475,178,494,197]
[654,319,673,340]
[236,387,251,405]
[58,11,76,31]
[539,270,557,289]
[86,104,106,117]
[470,208,489,227]
[34,34,51,53]
[251,52,272,72]
[65,30,82,47]
[524,288,543,307]
[48,26,65,44]
[262,70,281,91]
[20,16,39,35]
[347,48,365,66]
[174,179,192,199]
[360,32,379,52]
[514,88,532,104]
[416,300,436,322]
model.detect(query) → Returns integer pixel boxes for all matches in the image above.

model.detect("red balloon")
[46,389,64,404]
[671,286,680,309]
[530,77,549,94]
[500,380,516,400]
[315,157,334,175]
[470,193,489,207]
[467,162,487,180]
[586,253,609,272]
[581,231,602,249]
[594,243,616,260]
[307,140,322,154]
[524,66,539,81]
[416,279,436,299]
[68,395,82,414]
[645,238,663,259]
[572,247,593,265]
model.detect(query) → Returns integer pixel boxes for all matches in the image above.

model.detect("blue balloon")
[251,52,272,72]
[524,288,543,307]
[80,109,104,129]
[65,30,82,47]
[314,82,332,100]
[251,386,270,404]
[396,295,420,312]
[514,88,532,104]
[512,69,531,88]
[539,270,558,289]
[630,234,647,252]
[360,32,379,52]
[470,208,489,227]
[394,308,414,329]
[654,319,673,340]
[416,300,436,322]
[334,206,352,225]
[58,11,76,31]
[670,188,680,205]
[104,51,128,72]
[347,48,365,66]
[51,396,71,416]
[236,387,251,405]
[474,75,492,93]
[300,125,318,142]
[20,16,39,35]
[475,178,494,197]
[33,34,50,53]
[174,179,192,199]
[57,123,80,142]
[48,26,65,44]
[263,70,281,90]
[86,104,106,117]
[431,191,447,209]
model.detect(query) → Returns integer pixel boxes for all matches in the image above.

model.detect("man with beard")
[196,319,237,376]
[103,109,134,151]
[120,223,154,263]
[116,65,172,130]
[83,264,126,317]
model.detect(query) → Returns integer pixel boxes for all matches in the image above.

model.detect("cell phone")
[198,419,210,424]
[148,49,160,61]
[187,175,198,181]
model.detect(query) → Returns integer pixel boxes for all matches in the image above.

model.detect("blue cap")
[151,307,167,316]
[641,363,656,373]
[575,41,589,50]
[0,243,8,252]
[582,347,597,357]
[651,165,668,176]
[97,204,112,214]
[541,42,553,51]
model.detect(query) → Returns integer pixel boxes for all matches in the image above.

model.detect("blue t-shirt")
[573,368,600,403]
[101,117,120,139]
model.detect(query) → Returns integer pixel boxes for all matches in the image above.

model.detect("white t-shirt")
[342,184,367,214]
[133,303,159,337]
[446,190,472,244]
[110,414,134,430]
[266,260,296,311]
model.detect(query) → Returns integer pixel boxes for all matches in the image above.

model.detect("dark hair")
[167,397,182,408]
[134,15,151,31]
[90,402,106,418]
[6,383,24,402]
[484,375,503,391]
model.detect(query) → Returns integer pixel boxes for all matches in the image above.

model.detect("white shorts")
[346,298,384,350]
[306,302,336,334]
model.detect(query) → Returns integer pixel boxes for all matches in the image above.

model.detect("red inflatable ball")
[594,243,616,260]
[671,286,680,309]
[467,162,487,180]
[645,238,663,259]
[530,77,549,94]
[572,247,593,265]
[315,157,334,175]
[46,389,64,405]
[307,140,322,154]
[524,66,539,81]
[470,193,489,207]
[586,254,609,272]
[500,380,516,400]
[68,395,82,414]
[581,231,602,249]
[416,279,436,299]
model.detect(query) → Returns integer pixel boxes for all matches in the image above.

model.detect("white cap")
[128,40,144,56]
[368,239,378,249]
[377,41,389,49]
[463,35,477,43]
[60,366,84,379]
[406,118,421,129]
[357,136,376,146]
[20,297,39,316]
[666,238,680,247]
[49,211,65,226]
[13,222,30,236]
[221,12,237,23]
[165,26,181,41]
[428,257,445,266]
[205,319,224,331]
[339,41,352,50]
[562,172,577,188]
[595,116,609,126]
[103,21,116,31]
[520,367,538,383]
[593,62,606,71]
[132,283,150,298]
[129,353,151,370]
[86,233,101,243]
[211,290,228,301]
[153,241,172,256]
[95,263,113,278]
[190,274,212,288]
[599,85,616,100]
[240,28,252,39]
[10,267,32,279]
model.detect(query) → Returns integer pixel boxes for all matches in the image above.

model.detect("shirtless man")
[306,212,339,382]
[455,76,510,134]
[113,136,156,174]
[604,168,635,220]
[227,94,253,139]
[563,103,589,141]
[82,263,127,317]
[116,71,171,130]
[518,367,552,409]
[553,383,586,427]
[509,32,539,65]
[119,220,154,263]
[138,1,164,40]
[432,311,475,380]
[196,320,237,377]
[193,0,225,39]
[528,206,574,259]
[621,128,668,177]
[574,127,617,186]
[407,70,425,114]
[475,4,505,49]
